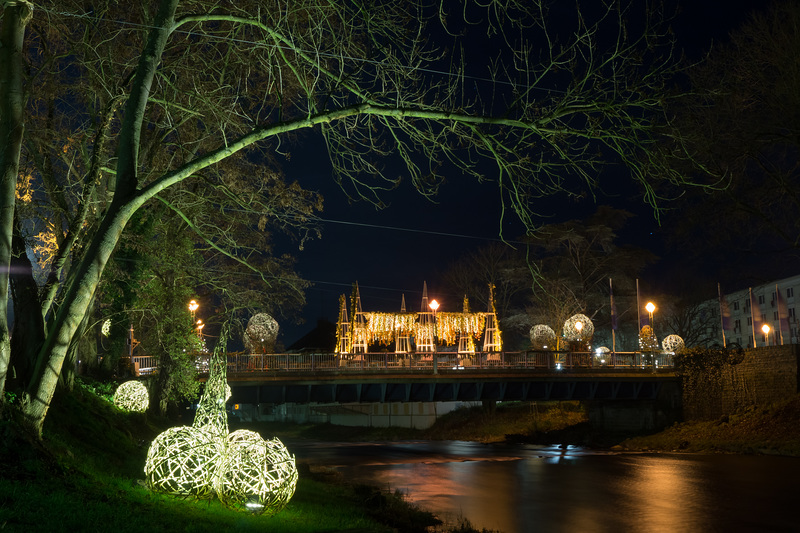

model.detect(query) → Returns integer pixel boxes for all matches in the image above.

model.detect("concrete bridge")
[213,351,682,432]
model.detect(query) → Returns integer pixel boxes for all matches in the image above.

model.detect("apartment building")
[702,274,800,348]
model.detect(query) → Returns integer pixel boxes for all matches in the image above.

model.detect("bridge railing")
[225,350,673,373]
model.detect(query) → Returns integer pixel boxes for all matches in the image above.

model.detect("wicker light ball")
[215,431,298,515]
[529,324,556,350]
[662,334,685,353]
[563,314,594,341]
[144,425,226,499]
[244,313,279,354]
[113,380,149,413]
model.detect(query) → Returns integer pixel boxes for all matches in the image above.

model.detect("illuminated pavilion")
[335,282,502,356]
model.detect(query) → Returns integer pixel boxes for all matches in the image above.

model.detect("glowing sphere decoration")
[144,425,226,499]
[215,430,299,515]
[563,314,594,341]
[530,325,556,350]
[113,380,149,413]
[662,334,685,353]
[244,313,279,354]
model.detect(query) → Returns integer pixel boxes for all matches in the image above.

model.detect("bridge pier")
[587,379,681,433]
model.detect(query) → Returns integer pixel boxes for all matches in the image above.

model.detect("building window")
[788,288,795,298]
[747,316,752,326]
[790,307,796,318]
[733,301,740,311]
[734,319,741,332]
[761,313,767,322]
[774,311,780,320]
[745,299,751,309]
[759,294,765,305]
[748,335,753,345]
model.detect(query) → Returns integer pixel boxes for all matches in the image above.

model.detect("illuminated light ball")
[662,334,685,353]
[215,433,298,515]
[144,425,226,499]
[244,313,279,354]
[530,325,556,350]
[101,318,112,337]
[113,380,149,413]
[563,314,594,341]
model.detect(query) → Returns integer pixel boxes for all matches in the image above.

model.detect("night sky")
[276,0,766,346]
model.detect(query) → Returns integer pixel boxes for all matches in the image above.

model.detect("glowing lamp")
[762,324,770,335]
[645,302,655,314]
[429,299,439,312]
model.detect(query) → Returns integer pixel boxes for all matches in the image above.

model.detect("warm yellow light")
[575,321,583,332]
[429,299,440,312]
[189,300,199,312]
[762,324,771,335]
[645,302,656,314]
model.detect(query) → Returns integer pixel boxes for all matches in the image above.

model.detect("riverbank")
[0,384,489,533]
[238,395,800,457]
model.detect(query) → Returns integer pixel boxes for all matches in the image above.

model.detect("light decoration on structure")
[243,313,279,354]
[662,334,685,354]
[639,325,659,352]
[563,314,594,341]
[113,380,149,412]
[215,430,299,514]
[144,326,297,514]
[101,318,112,337]
[530,325,557,350]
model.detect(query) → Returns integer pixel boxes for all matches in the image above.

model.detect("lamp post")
[429,299,439,374]
[189,300,199,322]
[645,302,656,368]
[762,323,771,346]
[645,301,656,330]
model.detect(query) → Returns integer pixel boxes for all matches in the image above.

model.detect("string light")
[113,380,149,412]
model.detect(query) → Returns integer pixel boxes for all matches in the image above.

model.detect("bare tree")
[1,0,705,437]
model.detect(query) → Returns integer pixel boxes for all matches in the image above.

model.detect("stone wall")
[682,345,800,420]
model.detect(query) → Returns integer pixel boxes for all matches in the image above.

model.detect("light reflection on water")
[291,440,800,533]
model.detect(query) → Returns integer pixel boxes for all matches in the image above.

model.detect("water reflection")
[292,441,800,533]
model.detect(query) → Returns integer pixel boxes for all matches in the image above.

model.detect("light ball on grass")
[144,425,226,499]
[113,380,149,413]
[215,433,298,515]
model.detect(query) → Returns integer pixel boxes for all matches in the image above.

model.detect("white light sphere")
[113,380,149,413]
[215,432,298,515]
[144,425,226,499]
[563,314,594,341]
[662,334,685,353]
[530,324,556,350]
[244,313,279,354]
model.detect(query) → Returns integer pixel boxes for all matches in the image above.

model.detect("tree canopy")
[0,0,706,437]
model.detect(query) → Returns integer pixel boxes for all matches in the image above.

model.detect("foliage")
[0,0,711,437]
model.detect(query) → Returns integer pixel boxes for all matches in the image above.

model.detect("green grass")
[0,384,445,533]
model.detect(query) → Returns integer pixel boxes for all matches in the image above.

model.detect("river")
[288,440,800,532]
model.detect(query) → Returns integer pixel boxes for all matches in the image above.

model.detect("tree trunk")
[0,1,33,402]
[18,0,179,438]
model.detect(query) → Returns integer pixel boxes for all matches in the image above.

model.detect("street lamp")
[429,299,439,374]
[762,323,771,346]
[645,301,656,324]
[189,300,199,322]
